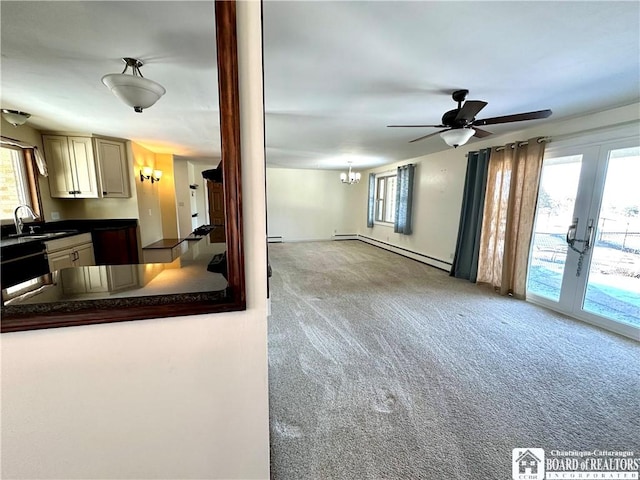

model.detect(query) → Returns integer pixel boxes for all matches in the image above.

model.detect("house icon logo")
[512,448,545,480]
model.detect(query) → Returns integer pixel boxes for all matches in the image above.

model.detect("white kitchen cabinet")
[47,249,75,272]
[43,135,100,198]
[61,265,139,295]
[45,233,95,272]
[94,138,131,198]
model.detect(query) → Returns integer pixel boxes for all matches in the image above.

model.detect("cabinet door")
[94,138,131,198]
[74,243,96,267]
[92,226,139,265]
[48,250,74,272]
[82,266,109,293]
[61,266,109,294]
[43,135,76,198]
[107,265,139,291]
[68,137,99,198]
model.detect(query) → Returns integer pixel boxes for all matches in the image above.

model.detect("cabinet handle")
[69,191,74,195]
[103,192,108,195]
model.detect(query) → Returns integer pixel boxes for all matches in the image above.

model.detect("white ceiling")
[2,1,639,170]
[1,1,220,162]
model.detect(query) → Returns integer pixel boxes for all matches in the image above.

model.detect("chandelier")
[340,162,361,184]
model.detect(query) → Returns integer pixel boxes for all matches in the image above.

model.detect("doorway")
[527,129,640,339]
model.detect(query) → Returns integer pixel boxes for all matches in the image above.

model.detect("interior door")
[207,179,226,242]
[527,135,640,339]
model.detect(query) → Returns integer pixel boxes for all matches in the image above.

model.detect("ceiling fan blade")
[455,100,488,122]
[473,109,552,126]
[409,129,448,143]
[472,127,492,138]
[388,124,445,128]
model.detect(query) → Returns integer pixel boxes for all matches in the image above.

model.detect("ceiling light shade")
[102,58,166,113]
[440,128,475,148]
[2,109,31,126]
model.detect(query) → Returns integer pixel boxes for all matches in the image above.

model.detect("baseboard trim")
[267,236,283,243]
[357,235,452,272]
[333,234,358,240]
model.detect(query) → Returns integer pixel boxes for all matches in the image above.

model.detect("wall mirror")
[1,1,245,333]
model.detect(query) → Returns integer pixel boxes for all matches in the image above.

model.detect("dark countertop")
[2,235,227,314]
[1,230,80,250]
[1,218,138,261]
[0,218,138,239]
[143,238,185,249]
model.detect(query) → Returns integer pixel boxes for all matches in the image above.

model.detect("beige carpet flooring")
[267,240,640,480]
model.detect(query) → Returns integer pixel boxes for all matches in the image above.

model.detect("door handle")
[585,218,595,249]
[566,218,578,246]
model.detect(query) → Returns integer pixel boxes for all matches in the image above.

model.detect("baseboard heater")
[268,236,283,243]
[357,235,452,272]
[332,233,358,240]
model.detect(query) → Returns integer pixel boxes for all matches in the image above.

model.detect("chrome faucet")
[13,204,39,235]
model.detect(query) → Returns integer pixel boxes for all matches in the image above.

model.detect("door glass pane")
[583,146,640,326]
[527,155,582,301]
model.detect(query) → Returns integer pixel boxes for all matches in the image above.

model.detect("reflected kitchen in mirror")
[0,0,245,332]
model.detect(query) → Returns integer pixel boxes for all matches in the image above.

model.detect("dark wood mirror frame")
[1,1,245,333]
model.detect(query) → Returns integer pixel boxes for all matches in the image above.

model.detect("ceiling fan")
[388,89,552,147]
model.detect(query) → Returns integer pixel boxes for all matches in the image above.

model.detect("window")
[375,174,397,223]
[0,146,41,222]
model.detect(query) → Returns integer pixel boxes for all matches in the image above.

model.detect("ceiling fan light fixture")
[2,109,31,126]
[440,127,475,148]
[102,58,166,113]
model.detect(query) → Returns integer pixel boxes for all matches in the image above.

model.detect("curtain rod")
[466,119,640,156]
[494,137,549,152]
[465,137,548,156]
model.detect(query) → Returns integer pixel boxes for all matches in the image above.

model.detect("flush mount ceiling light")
[340,162,361,184]
[440,127,475,148]
[1,109,31,126]
[102,58,166,113]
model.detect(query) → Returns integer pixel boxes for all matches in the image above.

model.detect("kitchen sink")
[7,230,77,239]
[2,230,79,245]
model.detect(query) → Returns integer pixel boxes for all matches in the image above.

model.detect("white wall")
[1,3,270,480]
[267,167,363,241]
[174,158,192,238]
[193,163,215,228]
[132,142,164,247]
[358,103,640,270]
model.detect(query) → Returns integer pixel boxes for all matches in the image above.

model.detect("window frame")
[374,172,397,225]
[0,145,43,224]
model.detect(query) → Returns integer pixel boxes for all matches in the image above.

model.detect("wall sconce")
[140,166,162,183]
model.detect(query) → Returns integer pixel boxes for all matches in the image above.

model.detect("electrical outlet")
[51,211,60,220]
[148,209,153,216]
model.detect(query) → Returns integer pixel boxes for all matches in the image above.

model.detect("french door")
[527,130,640,340]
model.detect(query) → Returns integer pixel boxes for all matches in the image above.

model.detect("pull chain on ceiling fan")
[388,89,552,147]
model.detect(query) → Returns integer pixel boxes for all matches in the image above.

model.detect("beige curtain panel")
[476,137,546,298]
